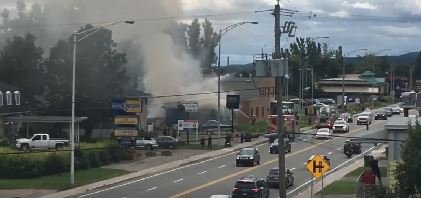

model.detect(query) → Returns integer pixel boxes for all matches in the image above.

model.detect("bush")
[87,152,100,168]
[44,154,67,175]
[98,150,110,165]
[0,137,10,147]
[106,143,122,163]
[0,155,43,179]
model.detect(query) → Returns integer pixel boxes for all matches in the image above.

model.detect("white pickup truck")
[16,134,70,151]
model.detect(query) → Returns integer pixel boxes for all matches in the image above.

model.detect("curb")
[40,137,268,198]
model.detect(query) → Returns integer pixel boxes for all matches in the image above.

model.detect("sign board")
[178,120,199,130]
[125,99,142,113]
[114,116,138,125]
[182,101,198,112]
[226,95,240,109]
[112,99,142,113]
[305,154,330,179]
[355,98,361,104]
[114,128,138,137]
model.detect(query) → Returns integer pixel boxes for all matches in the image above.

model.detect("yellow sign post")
[305,154,331,198]
[306,154,330,179]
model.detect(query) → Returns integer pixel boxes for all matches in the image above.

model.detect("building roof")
[360,71,375,77]
[322,87,379,94]
[5,116,88,123]
[221,77,260,100]
[385,116,421,130]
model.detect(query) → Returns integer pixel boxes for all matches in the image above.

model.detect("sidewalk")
[294,144,388,198]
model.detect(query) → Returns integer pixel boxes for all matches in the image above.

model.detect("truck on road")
[16,134,69,151]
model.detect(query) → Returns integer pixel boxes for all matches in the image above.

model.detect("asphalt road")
[77,117,390,198]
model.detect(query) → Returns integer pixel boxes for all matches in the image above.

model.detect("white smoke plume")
[35,0,220,116]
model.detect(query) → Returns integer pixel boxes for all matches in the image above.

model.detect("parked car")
[16,134,69,151]
[135,137,158,150]
[332,120,350,133]
[314,128,332,139]
[232,175,270,198]
[382,107,393,117]
[266,168,294,188]
[374,110,388,120]
[155,136,179,149]
[269,138,291,154]
[236,148,260,167]
[243,132,259,142]
[201,120,233,134]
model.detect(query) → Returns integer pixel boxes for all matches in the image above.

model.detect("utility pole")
[273,1,286,197]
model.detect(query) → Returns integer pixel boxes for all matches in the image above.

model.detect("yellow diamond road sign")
[305,154,330,179]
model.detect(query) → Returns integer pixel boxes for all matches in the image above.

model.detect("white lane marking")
[173,178,184,183]
[290,168,296,171]
[327,152,332,155]
[218,165,226,168]
[145,187,157,192]
[287,145,379,196]
[198,171,207,175]
[337,147,342,151]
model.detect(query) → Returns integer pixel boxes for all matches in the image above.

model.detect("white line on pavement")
[290,168,296,171]
[173,178,184,183]
[218,165,226,168]
[327,152,332,155]
[198,171,207,175]
[145,187,157,192]
[287,145,379,196]
[337,148,342,151]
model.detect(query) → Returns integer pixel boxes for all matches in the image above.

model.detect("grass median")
[316,180,357,195]
[0,168,129,190]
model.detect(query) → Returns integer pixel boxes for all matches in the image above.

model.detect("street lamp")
[70,20,134,184]
[369,49,392,109]
[341,49,368,112]
[217,21,258,145]
[390,51,411,104]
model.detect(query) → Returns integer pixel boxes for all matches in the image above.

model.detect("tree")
[199,19,219,68]
[0,33,45,107]
[45,25,128,137]
[394,121,421,197]
[187,18,201,58]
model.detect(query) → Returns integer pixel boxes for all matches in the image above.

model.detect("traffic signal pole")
[273,1,286,197]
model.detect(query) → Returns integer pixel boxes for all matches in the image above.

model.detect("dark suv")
[236,148,260,167]
[374,111,388,120]
[232,176,270,198]
[269,138,291,154]
[266,168,294,188]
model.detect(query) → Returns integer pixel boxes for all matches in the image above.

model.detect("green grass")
[345,166,388,177]
[0,168,129,190]
[236,121,267,133]
[316,180,357,195]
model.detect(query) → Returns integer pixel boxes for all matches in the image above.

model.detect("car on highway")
[382,107,393,117]
[356,111,373,125]
[314,128,332,139]
[265,168,294,188]
[332,120,349,133]
[390,105,402,114]
[344,140,362,154]
[339,113,353,123]
[236,148,260,167]
[154,136,179,149]
[308,154,331,166]
[269,138,291,154]
[374,110,388,120]
[232,175,269,198]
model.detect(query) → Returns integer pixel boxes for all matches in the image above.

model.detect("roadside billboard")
[114,116,138,125]
[114,128,138,137]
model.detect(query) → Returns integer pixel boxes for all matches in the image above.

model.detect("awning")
[5,116,88,123]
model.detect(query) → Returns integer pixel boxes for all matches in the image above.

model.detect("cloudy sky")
[1,0,421,65]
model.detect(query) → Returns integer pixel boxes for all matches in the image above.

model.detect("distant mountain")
[345,52,419,64]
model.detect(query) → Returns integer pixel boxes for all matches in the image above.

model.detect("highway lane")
[77,118,389,198]
[184,120,388,198]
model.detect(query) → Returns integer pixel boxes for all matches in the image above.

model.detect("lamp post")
[70,20,134,184]
[341,49,368,112]
[390,51,411,104]
[217,21,258,145]
[369,49,392,109]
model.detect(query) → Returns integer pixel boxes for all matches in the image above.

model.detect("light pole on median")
[70,20,134,184]
[390,51,411,104]
[217,21,258,146]
[341,49,368,112]
[369,49,391,109]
